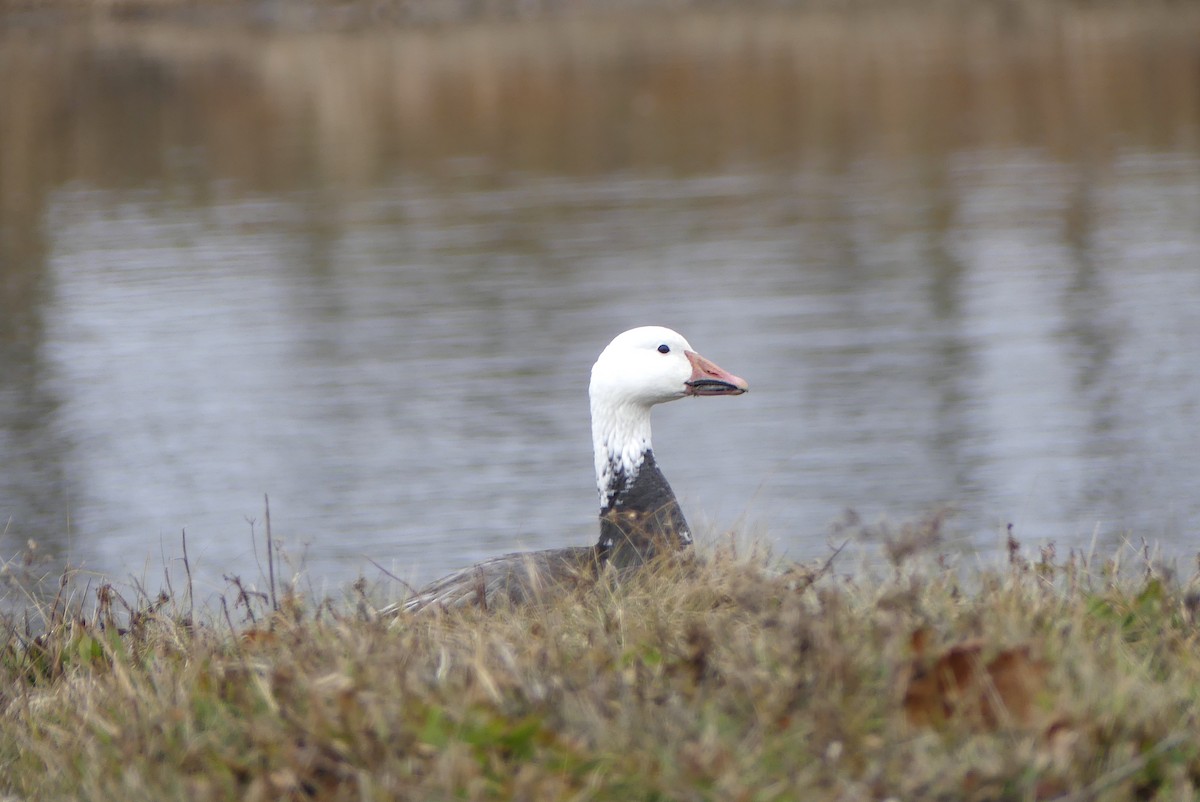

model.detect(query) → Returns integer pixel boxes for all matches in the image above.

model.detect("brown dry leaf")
[902,668,944,728]
[902,639,983,727]
[909,626,933,658]
[903,636,1049,730]
[984,645,1047,727]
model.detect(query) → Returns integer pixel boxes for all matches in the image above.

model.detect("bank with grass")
[4,529,1200,801]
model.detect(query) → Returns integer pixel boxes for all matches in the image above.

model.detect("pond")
[1,9,1199,604]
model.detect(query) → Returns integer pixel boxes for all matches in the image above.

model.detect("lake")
[2,8,1199,605]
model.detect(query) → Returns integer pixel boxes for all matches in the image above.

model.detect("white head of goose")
[391,325,747,614]
[589,326,748,569]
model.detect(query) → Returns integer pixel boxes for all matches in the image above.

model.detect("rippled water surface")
[2,12,1199,602]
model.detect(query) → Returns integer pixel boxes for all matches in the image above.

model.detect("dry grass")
[4,526,1200,801]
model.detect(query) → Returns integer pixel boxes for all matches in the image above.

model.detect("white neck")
[591,398,653,510]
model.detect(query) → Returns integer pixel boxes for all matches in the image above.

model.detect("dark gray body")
[395,449,689,613]
[598,450,691,570]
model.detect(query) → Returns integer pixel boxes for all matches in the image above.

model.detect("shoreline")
[4,534,1199,799]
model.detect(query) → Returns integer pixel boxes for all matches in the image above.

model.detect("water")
[2,12,1199,604]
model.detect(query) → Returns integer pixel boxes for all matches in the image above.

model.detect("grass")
[4,522,1200,801]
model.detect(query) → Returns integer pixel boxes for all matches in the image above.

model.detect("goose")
[388,326,748,614]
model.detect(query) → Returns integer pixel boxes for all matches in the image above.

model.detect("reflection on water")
[2,11,1199,601]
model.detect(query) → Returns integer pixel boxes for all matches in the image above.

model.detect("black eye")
[657,344,670,354]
